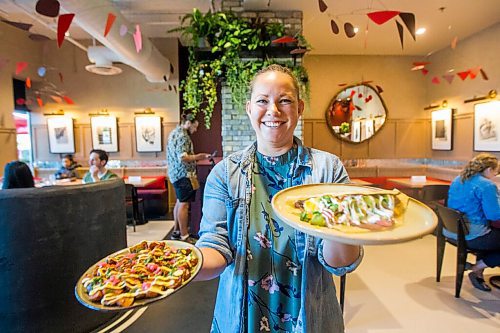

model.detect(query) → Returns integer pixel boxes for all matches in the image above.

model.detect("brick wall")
[219,0,304,156]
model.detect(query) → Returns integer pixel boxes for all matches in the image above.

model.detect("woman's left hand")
[322,239,361,268]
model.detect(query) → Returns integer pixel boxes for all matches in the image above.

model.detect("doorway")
[13,110,33,165]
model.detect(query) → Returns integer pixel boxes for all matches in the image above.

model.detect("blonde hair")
[249,64,300,99]
[460,153,498,182]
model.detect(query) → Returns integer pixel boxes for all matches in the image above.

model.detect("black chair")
[435,202,476,298]
[421,184,449,208]
[125,184,146,231]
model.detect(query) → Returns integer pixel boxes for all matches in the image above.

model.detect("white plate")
[271,184,437,245]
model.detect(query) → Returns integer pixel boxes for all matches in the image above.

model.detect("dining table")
[350,178,376,186]
[387,177,450,200]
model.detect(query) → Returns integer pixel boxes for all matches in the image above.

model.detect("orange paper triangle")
[469,67,481,79]
[63,95,74,104]
[36,96,43,107]
[25,77,31,88]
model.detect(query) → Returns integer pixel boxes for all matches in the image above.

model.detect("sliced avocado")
[310,213,326,226]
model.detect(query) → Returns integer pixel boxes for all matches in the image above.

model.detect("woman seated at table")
[54,154,81,180]
[2,161,35,189]
[447,153,500,291]
[82,149,117,183]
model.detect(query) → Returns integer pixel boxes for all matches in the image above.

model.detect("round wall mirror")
[325,84,387,143]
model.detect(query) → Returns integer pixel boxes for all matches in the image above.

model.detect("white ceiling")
[1,0,499,56]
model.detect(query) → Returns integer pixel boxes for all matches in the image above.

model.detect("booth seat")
[123,175,169,218]
[0,179,127,333]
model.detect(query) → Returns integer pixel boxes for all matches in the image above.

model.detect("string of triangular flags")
[317,0,416,49]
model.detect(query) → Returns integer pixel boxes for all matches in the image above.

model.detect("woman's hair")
[2,161,35,189]
[460,153,498,182]
[250,64,300,99]
[181,113,197,124]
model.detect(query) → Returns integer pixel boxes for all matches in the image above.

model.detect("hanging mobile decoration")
[344,22,356,38]
[318,0,328,13]
[104,13,116,37]
[35,0,60,18]
[330,20,339,34]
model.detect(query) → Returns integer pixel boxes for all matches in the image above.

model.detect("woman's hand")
[322,239,361,268]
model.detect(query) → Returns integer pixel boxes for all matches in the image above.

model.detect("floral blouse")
[247,148,302,332]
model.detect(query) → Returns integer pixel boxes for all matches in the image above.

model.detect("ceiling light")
[353,27,359,34]
[64,31,70,37]
[416,28,426,35]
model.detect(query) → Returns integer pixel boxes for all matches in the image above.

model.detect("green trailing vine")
[172,9,311,128]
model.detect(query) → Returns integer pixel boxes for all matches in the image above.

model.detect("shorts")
[173,177,197,203]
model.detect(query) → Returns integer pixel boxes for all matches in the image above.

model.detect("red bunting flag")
[367,11,400,25]
[16,62,28,75]
[272,36,297,44]
[421,69,429,75]
[57,13,75,47]
[36,96,43,107]
[431,77,440,84]
[442,74,454,84]
[469,67,481,79]
[457,71,470,80]
[25,77,31,88]
[104,13,116,37]
[63,95,74,104]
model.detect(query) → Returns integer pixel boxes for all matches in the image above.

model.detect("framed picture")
[134,116,162,152]
[431,108,453,150]
[474,101,500,151]
[47,116,75,153]
[351,120,361,142]
[90,115,118,152]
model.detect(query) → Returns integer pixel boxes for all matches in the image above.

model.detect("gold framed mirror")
[326,84,387,143]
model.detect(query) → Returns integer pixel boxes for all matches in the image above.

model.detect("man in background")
[82,149,117,183]
[167,114,210,242]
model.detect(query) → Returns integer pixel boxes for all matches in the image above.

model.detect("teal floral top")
[166,125,196,183]
[247,148,302,332]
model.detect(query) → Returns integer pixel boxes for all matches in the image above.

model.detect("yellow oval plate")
[75,240,203,312]
[271,184,437,245]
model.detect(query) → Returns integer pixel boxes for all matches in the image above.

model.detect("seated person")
[54,154,81,179]
[82,149,118,183]
[447,153,500,291]
[2,161,35,189]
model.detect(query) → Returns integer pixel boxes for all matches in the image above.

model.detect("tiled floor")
[117,223,500,333]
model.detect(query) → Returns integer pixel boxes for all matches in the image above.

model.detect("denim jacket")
[197,138,363,333]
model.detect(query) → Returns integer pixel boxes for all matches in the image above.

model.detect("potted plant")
[168,8,217,47]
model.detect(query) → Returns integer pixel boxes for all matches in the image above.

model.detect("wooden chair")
[125,184,146,231]
[435,202,476,298]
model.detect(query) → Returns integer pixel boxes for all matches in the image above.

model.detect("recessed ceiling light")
[416,28,426,35]
[65,31,70,37]
[353,27,359,33]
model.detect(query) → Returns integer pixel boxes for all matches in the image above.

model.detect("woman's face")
[483,165,499,179]
[62,158,71,168]
[246,71,304,156]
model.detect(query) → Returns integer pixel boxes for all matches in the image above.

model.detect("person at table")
[54,154,81,180]
[447,153,500,291]
[166,113,211,242]
[82,149,118,183]
[194,64,362,332]
[2,161,35,189]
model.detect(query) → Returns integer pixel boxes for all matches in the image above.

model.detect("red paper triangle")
[63,96,74,104]
[16,62,28,75]
[442,74,454,84]
[431,76,440,84]
[367,11,400,25]
[469,67,481,79]
[57,13,75,48]
[421,69,429,75]
[272,36,297,44]
[318,0,328,13]
[457,71,470,80]
[25,77,31,88]
[104,13,116,37]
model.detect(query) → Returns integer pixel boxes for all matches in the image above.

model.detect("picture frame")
[47,116,75,153]
[351,120,361,142]
[90,115,118,152]
[134,116,162,152]
[473,101,500,152]
[431,108,453,151]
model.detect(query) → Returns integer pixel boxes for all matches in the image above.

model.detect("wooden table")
[124,177,157,188]
[350,178,375,186]
[387,177,450,200]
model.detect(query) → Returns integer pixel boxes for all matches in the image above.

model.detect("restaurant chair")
[435,202,476,298]
[421,184,449,209]
[125,183,146,231]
